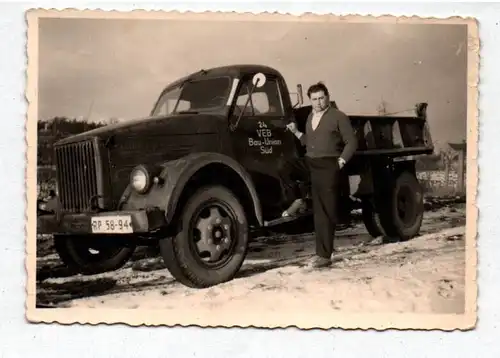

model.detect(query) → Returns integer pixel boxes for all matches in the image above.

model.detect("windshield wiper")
[176,110,199,114]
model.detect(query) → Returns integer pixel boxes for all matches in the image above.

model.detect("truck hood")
[55,112,225,146]
[53,112,229,208]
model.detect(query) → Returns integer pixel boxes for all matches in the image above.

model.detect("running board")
[263,210,313,227]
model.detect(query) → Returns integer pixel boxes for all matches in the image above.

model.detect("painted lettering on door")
[247,121,282,155]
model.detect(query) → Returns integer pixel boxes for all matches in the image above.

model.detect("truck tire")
[159,236,199,287]
[377,171,424,241]
[361,198,386,238]
[160,185,249,288]
[54,234,136,275]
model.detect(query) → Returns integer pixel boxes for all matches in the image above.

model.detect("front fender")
[118,152,263,227]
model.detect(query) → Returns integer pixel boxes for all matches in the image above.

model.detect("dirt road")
[35,199,466,314]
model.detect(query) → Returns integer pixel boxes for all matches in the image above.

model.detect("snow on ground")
[35,202,466,315]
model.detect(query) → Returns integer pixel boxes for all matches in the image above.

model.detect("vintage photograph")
[26,10,478,329]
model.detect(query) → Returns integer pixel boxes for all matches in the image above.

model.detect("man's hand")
[338,157,346,169]
[286,122,303,139]
[286,122,298,134]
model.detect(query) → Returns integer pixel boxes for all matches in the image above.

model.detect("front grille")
[55,139,102,213]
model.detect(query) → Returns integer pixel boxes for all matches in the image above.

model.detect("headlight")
[130,165,151,194]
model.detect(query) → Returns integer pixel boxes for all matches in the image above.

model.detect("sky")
[38,17,468,149]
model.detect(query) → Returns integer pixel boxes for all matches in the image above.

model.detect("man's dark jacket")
[300,106,358,162]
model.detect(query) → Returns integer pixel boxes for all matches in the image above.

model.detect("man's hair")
[307,82,329,98]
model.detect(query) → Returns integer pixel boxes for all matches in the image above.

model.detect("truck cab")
[151,65,308,219]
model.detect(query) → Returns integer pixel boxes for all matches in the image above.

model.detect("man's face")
[309,90,329,112]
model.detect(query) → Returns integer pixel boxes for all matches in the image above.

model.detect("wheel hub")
[397,186,415,224]
[194,206,233,263]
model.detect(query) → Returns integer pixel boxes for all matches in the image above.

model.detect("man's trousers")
[305,156,340,259]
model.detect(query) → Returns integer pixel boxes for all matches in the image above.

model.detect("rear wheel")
[376,170,424,241]
[160,185,249,288]
[54,234,135,275]
[361,198,386,238]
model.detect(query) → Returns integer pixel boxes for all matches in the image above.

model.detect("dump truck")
[37,64,434,288]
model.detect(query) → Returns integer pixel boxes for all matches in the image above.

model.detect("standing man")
[286,82,357,268]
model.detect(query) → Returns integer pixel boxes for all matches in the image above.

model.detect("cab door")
[229,74,300,208]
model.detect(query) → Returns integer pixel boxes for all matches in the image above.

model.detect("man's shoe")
[282,198,307,217]
[311,256,332,269]
[336,222,353,231]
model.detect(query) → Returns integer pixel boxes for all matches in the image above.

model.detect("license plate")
[91,215,133,234]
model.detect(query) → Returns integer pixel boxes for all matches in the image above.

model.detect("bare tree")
[440,148,458,186]
[377,99,389,116]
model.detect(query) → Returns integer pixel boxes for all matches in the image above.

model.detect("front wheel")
[54,234,136,275]
[160,185,249,288]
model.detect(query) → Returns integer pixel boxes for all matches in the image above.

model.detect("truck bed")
[293,102,434,158]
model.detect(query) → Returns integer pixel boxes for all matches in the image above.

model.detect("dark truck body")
[37,64,434,288]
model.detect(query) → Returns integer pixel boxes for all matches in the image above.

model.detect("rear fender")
[118,152,263,227]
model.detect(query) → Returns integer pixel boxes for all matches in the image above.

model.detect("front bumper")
[37,208,167,235]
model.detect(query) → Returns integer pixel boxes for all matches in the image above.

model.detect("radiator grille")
[55,140,101,213]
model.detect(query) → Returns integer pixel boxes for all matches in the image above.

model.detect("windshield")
[152,76,232,116]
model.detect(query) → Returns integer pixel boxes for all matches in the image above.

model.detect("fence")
[417,170,466,196]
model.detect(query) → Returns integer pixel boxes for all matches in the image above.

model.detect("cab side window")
[234,77,285,117]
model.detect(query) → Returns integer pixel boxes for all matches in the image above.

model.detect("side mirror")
[252,72,267,88]
[297,84,303,106]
